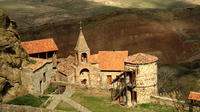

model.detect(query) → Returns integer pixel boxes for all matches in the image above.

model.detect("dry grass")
[70,91,175,112]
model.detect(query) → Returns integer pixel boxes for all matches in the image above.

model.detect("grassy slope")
[71,92,174,112]
[56,101,79,112]
[6,94,49,107]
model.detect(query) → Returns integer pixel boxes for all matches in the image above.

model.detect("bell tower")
[74,22,90,66]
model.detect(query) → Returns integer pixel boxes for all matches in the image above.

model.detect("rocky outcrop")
[0,9,29,103]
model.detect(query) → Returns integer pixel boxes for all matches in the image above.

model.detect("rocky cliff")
[0,9,29,103]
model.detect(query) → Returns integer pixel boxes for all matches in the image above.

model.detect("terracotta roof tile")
[21,38,58,54]
[24,57,52,72]
[89,54,99,64]
[125,53,158,64]
[57,55,75,75]
[188,91,200,101]
[98,51,128,71]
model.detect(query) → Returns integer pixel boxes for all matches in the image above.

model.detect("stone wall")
[125,62,157,104]
[135,62,157,104]
[0,104,64,112]
[21,63,55,95]
[151,95,185,107]
[99,71,123,89]
[74,62,93,85]
[56,72,74,82]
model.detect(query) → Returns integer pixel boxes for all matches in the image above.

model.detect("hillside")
[19,7,200,64]
[0,0,200,29]
[0,0,199,64]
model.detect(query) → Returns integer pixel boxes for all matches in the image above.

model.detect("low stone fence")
[0,104,64,112]
[151,95,185,107]
[50,81,110,97]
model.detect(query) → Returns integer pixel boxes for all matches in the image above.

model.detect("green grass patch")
[6,94,42,107]
[44,87,57,94]
[139,103,151,108]
[71,92,174,112]
[55,101,79,112]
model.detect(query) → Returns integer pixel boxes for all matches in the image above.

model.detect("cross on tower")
[80,21,82,30]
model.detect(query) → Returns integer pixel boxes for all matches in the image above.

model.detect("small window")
[81,79,87,84]
[43,72,46,82]
[81,53,87,63]
[107,75,112,85]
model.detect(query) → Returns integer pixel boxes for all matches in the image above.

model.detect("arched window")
[80,68,89,85]
[80,68,89,75]
[81,53,87,63]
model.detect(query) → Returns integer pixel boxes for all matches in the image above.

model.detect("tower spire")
[74,21,90,52]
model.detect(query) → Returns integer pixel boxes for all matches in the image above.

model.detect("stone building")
[57,28,158,106]
[21,58,55,95]
[124,53,158,105]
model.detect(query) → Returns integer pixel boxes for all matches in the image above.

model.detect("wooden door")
[107,75,112,84]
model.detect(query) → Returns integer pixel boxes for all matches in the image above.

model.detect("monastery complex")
[20,27,159,106]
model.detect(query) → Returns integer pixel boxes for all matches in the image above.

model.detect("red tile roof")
[21,38,58,54]
[98,51,128,71]
[188,91,200,101]
[89,54,99,64]
[57,55,75,75]
[125,53,158,64]
[24,57,52,72]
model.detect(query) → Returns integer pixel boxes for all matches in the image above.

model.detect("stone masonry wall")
[75,63,93,85]
[0,104,64,112]
[134,62,158,104]
[100,71,123,89]
[22,63,54,95]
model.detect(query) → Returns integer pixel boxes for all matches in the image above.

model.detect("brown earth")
[19,7,200,64]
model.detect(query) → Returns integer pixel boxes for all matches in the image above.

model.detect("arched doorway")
[80,68,89,84]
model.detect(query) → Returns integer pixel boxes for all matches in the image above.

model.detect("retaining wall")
[0,104,64,112]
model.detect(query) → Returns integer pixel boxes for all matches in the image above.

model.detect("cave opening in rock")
[2,82,13,96]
